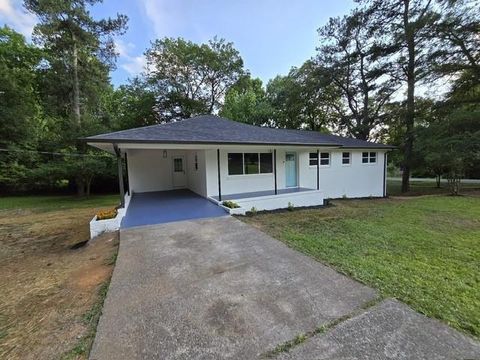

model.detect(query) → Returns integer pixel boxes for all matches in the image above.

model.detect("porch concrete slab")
[121,189,227,229]
[213,187,315,201]
[278,299,480,360]
[90,217,377,360]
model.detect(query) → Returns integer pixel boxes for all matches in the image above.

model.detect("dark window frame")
[342,152,351,165]
[227,153,244,175]
[227,152,273,175]
[309,152,318,166]
[320,152,330,166]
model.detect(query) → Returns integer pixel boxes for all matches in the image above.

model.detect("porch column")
[114,144,125,208]
[217,149,222,201]
[124,152,130,195]
[316,149,320,190]
[274,149,277,195]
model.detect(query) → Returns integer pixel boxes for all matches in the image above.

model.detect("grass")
[0,194,119,211]
[241,195,480,338]
[0,194,119,359]
[61,280,112,360]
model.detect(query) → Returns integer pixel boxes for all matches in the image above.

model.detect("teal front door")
[285,152,297,187]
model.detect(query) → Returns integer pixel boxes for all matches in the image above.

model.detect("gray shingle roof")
[86,115,393,149]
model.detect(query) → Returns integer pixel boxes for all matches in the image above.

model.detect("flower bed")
[90,207,125,239]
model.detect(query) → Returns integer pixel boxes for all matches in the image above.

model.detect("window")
[320,152,330,166]
[173,158,183,172]
[309,152,318,166]
[244,153,259,174]
[227,152,273,175]
[228,153,243,175]
[260,153,273,173]
[342,152,351,165]
[362,152,376,164]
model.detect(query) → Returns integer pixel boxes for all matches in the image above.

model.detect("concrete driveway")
[91,217,480,359]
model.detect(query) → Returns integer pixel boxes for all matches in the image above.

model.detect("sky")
[0,0,355,87]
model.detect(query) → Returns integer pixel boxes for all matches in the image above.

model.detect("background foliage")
[0,0,478,196]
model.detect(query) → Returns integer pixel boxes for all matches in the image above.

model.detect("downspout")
[124,152,130,195]
[113,144,125,208]
[217,149,222,201]
[316,149,320,190]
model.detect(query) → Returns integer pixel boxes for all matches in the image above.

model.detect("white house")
[86,115,392,227]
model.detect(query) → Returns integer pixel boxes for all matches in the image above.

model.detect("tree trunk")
[72,34,81,127]
[76,176,86,197]
[401,0,415,193]
[86,176,93,197]
[436,174,441,188]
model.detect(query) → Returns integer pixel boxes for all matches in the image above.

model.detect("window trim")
[320,152,330,167]
[309,152,318,167]
[362,151,377,165]
[342,152,351,166]
[227,152,274,176]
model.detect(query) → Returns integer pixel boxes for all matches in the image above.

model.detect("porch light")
[163,150,167,158]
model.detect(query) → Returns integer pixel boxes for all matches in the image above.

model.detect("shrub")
[96,208,117,221]
[222,200,240,209]
[287,202,294,211]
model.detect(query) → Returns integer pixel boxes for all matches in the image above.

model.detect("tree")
[24,0,128,196]
[430,0,480,82]
[145,37,244,122]
[100,77,158,130]
[220,75,273,126]
[265,61,339,130]
[317,9,398,140]
[0,26,43,191]
[358,0,439,192]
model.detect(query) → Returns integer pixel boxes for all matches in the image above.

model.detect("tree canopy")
[0,0,478,195]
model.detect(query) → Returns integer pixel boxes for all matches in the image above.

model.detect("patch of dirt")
[0,207,119,360]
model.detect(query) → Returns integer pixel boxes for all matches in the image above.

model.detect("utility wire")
[0,148,115,158]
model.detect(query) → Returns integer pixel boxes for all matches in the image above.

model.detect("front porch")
[210,187,325,215]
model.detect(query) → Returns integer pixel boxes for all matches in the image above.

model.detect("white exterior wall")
[300,149,387,198]
[126,146,387,200]
[204,147,386,199]
[186,150,207,197]
[126,149,207,196]
[205,148,283,197]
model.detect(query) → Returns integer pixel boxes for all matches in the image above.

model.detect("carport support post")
[316,149,320,190]
[217,149,222,201]
[114,144,125,208]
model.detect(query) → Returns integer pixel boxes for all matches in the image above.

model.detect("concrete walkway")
[91,217,480,359]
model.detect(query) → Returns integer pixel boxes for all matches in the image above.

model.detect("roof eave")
[85,138,343,147]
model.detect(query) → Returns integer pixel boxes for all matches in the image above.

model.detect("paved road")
[90,217,480,359]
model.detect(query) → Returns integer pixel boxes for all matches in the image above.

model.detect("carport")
[121,189,227,229]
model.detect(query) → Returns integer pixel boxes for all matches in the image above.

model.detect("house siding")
[126,146,387,200]
[127,149,207,196]
[205,147,386,199]
[301,149,387,198]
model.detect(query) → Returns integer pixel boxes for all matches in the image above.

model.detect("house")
[86,115,393,226]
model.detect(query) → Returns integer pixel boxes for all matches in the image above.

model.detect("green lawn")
[0,194,119,211]
[241,195,480,338]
